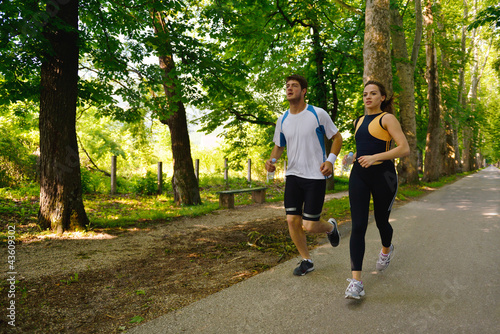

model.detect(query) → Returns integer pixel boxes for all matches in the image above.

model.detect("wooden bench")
[216,187,268,209]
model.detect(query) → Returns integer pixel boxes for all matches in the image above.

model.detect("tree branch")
[331,0,363,15]
[77,134,111,177]
[230,107,275,126]
[275,0,311,28]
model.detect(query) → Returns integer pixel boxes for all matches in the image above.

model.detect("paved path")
[128,167,500,334]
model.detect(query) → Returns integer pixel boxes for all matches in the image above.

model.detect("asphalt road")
[128,166,500,334]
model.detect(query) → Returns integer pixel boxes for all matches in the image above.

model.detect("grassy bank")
[0,172,473,243]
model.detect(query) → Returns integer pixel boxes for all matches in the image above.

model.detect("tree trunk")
[363,0,392,94]
[442,121,456,175]
[462,39,477,172]
[161,96,201,205]
[311,25,336,190]
[455,0,469,173]
[153,10,201,205]
[464,30,492,172]
[423,0,443,182]
[436,13,457,176]
[39,0,89,233]
[390,3,422,184]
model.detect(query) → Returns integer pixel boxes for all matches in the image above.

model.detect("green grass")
[0,176,287,239]
[0,182,40,198]
[322,196,351,222]
[396,185,426,201]
[84,194,220,229]
[421,173,459,188]
[0,172,472,240]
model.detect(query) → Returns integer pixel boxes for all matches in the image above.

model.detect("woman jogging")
[344,80,409,299]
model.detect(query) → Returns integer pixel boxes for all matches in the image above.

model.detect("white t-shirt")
[273,104,339,180]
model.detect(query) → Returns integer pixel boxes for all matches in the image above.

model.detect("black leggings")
[349,160,398,271]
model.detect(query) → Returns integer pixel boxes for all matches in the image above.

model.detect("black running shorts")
[284,175,326,221]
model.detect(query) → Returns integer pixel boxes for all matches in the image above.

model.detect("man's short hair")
[286,74,308,91]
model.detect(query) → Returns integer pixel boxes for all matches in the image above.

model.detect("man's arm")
[266,145,285,172]
[330,131,342,156]
[320,132,343,176]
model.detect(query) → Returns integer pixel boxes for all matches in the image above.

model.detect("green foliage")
[219,123,272,171]
[331,175,350,193]
[0,1,46,104]
[0,0,497,207]
[131,171,166,195]
[196,0,366,152]
[397,186,425,201]
[322,196,351,222]
[478,70,500,164]
[80,168,109,194]
[83,193,217,229]
[468,4,500,30]
[129,315,144,324]
[0,166,473,243]
[0,183,39,199]
[76,106,176,191]
[0,103,39,187]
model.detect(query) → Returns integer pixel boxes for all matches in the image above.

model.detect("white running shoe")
[376,244,395,271]
[345,278,365,299]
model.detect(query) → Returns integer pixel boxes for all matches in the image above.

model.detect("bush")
[131,170,165,195]
[0,128,38,187]
[80,168,110,194]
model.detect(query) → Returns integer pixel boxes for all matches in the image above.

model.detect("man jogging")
[265,74,343,276]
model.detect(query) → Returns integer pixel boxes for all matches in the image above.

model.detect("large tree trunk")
[436,9,457,176]
[455,0,469,173]
[153,10,201,206]
[423,0,443,182]
[462,30,477,172]
[442,121,456,175]
[39,0,89,233]
[390,2,422,184]
[462,125,474,171]
[159,92,201,205]
[159,57,201,205]
[363,0,392,93]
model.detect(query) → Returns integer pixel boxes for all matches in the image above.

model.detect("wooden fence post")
[157,162,163,194]
[247,159,252,183]
[224,158,228,184]
[110,155,117,195]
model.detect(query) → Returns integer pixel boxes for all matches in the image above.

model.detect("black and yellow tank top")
[354,112,392,162]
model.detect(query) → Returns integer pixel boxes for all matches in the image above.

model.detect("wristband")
[326,153,337,165]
